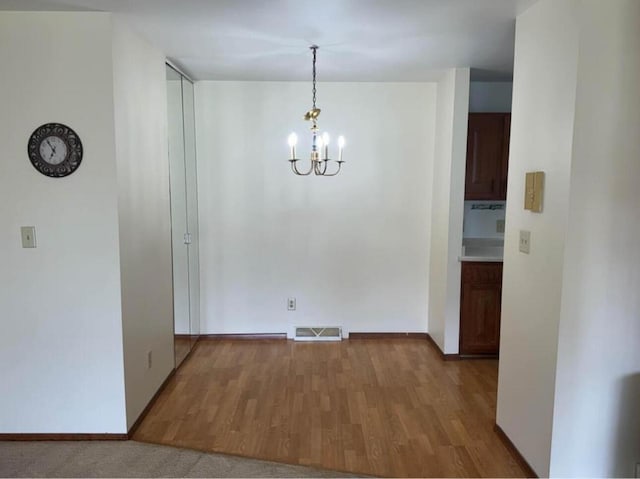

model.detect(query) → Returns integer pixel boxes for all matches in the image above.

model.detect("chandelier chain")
[312,46,317,109]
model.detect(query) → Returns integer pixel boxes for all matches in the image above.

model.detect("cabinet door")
[500,114,511,200]
[465,114,507,200]
[460,263,502,355]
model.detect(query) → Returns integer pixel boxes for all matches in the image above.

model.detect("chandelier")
[287,45,345,176]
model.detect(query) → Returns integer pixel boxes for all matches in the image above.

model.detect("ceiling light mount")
[287,45,345,176]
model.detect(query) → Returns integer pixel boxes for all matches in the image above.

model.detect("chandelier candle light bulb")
[322,132,330,160]
[288,132,297,160]
[287,45,345,176]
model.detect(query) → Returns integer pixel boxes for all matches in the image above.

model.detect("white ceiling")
[0,0,537,81]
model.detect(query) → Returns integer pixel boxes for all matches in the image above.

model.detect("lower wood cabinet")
[459,262,503,355]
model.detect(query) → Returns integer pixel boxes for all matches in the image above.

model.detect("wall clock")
[27,123,83,178]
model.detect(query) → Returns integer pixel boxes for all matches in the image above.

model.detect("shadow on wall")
[614,373,640,477]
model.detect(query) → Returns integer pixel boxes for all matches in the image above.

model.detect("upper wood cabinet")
[465,113,511,201]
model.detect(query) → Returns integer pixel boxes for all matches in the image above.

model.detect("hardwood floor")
[133,339,528,477]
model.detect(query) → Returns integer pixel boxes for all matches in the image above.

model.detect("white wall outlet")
[21,226,37,248]
[287,298,296,311]
[147,350,152,369]
[519,230,531,254]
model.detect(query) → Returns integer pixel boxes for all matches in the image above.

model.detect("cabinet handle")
[183,233,192,245]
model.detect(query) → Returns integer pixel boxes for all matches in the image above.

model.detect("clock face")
[39,136,68,165]
[28,123,83,178]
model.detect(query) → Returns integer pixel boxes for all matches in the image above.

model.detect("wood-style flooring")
[133,339,528,478]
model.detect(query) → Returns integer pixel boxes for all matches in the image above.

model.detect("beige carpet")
[0,440,361,478]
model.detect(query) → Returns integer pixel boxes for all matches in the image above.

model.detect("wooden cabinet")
[500,114,511,199]
[459,262,502,355]
[465,113,511,200]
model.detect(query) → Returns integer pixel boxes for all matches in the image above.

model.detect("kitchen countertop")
[458,255,503,262]
[458,237,504,263]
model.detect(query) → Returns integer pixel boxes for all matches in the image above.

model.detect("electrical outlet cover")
[287,298,296,311]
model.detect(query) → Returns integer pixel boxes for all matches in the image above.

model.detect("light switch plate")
[519,230,531,254]
[21,226,37,248]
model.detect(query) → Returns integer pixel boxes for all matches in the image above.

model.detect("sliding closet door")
[166,64,201,367]
[182,77,200,349]
[166,65,191,366]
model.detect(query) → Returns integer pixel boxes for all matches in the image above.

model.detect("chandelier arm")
[320,162,342,177]
[291,159,314,176]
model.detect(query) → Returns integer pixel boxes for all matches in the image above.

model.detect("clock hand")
[46,139,57,155]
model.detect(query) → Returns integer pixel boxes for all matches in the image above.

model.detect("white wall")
[111,20,175,430]
[549,1,640,476]
[0,12,127,433]
[469,82,513,112]
[496,1,579,474]
[427,68,470,354]
[195,81,436,336]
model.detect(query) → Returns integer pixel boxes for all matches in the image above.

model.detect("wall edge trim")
[349,332,429,340]
[494,424,538,478]
[425,333,461,360]
[199,333,287,340]
[126,368,177,437]
[0,433,128,441]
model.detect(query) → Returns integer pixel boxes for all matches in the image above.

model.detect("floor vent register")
[294,327,342,341]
